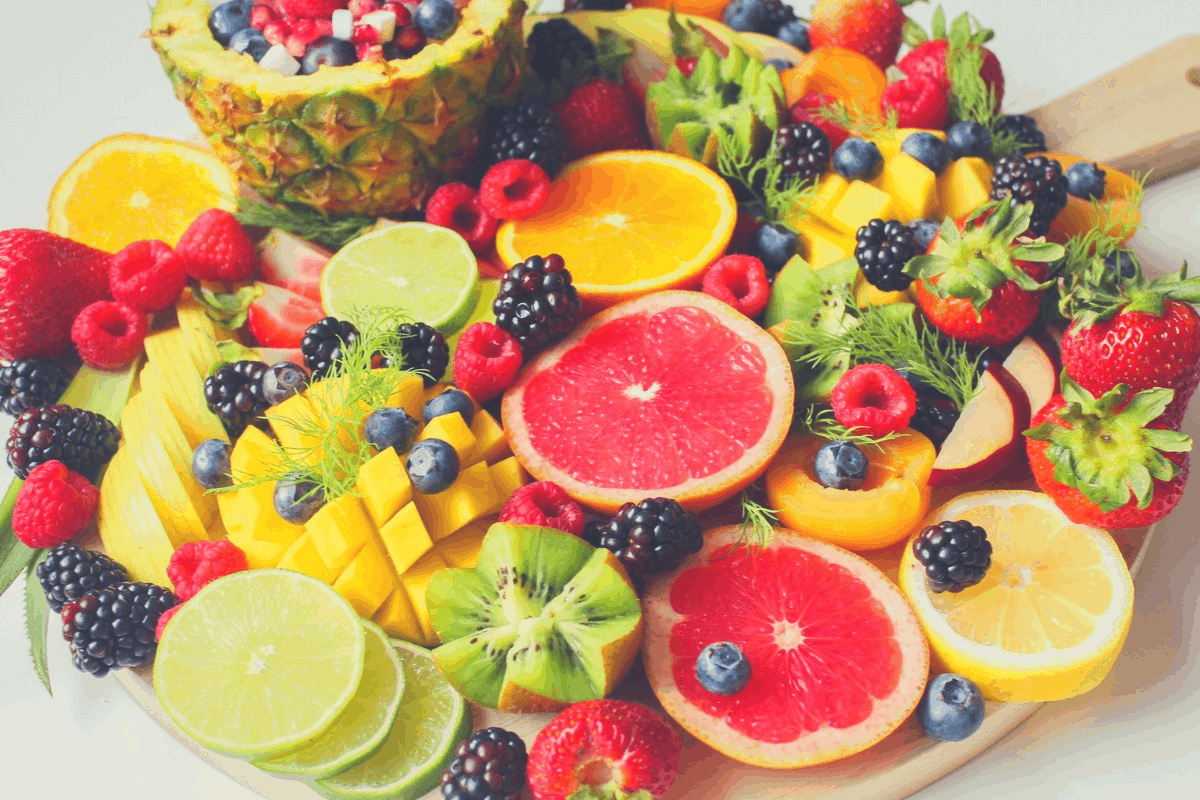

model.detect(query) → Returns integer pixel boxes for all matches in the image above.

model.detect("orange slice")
[495,150,737,310]
[48,134,238,252]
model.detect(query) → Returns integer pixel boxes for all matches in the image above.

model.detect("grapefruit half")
[642,525,930,768]
[502,291,794,513]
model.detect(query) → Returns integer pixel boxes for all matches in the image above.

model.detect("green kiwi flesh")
[427,523,643,710]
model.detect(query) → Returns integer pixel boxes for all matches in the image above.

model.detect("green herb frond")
[1055,172,1149,282]
[945,42,998,130]
[800,405,908,451]
[236,197,376,251]
[715,127,818,228]
[815,100,897,140]
[731,488,778,553]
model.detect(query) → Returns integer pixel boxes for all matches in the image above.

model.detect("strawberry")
[257,230,331,303]
[809,0,913,71]
[1025,377,1191,529]
[908,199,1063,347]
[552,78,649,162]
[527,700,681,800]
[789,92,850,152]
[880,74,949,130]
[1059,261,1200,430]
[246,282,326,349]
[0,229,112,361]
[668,7,706,80]
[897,10,1005,115]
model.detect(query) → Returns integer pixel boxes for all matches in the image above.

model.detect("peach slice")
[928,363,1031,486]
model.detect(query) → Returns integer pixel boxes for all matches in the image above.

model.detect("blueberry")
[422,388,475,426]
[274,476,325,524]
[261,361,308,406]
[754,223,798,274]
[191,440,232,489]
[364,408,419,454]
[208,0,253,47]
[916,673,986,742]
[901,132,950,175]
[300,36,357,75]
[813,440,868,490]
[775,20,810,52]
[406,438,460,494]
[907,219,941,252]
[695,642,752,695]
[722,0,766,33]
[1066,161,1107,200]
[945,121,992,160]
[229,27,271,62]
[765,58,794,73]
[832,138,882,181]
[1104,249,1138,279]
[414,0,458,40]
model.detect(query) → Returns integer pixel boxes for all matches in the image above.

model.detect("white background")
[3,0,1200,797]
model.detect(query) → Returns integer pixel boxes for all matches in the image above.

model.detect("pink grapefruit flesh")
[642,525,929,768]
[502,291,794,513]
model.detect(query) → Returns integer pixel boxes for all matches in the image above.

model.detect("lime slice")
[314,640,471,799]
[154,570,366,759]
[321,222,479,331]
[444,278,500,376]
[253,621,404,779]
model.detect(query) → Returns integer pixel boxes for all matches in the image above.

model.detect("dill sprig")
[716,127,819,228]
[236,197,376,251]
[1055,176,1146,283]
[945,42,997,129]
[800,405,908,451]
[815,100,898,140]
[730,488,778,553]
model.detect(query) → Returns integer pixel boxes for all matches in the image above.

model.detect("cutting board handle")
[1026,34,1200,184]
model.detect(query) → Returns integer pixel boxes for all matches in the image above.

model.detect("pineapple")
[148,0,527,216]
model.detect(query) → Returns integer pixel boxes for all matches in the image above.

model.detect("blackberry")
[993,113,1047,155]
[6,404,120,481]
[909,396,959,450]
[0,357,71,417]
[584,497,703,583]
[989,153,1069,238]
[492,254,581,352]
[204,360,269,439]
[397,322,449,387]
[912,520,993,593]
[35,544,129,614]
[774,122,830,189]
[301,316,359,381]
[487,100,567,177]
[439,727,528,800]
[760,0,797,33]
[854,218,917,292]
[61,581,178,677]
[526,18,596,90]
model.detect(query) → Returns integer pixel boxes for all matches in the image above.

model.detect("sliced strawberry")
[246,282,325,349]
[253,347,306,368]
[257,229,330,303]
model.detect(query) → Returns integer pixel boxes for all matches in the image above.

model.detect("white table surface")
[3,0,1200,797]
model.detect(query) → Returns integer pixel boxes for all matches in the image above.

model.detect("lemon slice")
[899,491,1134,702]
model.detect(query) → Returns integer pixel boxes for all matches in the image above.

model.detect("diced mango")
[470,409,508,465]
[855,280,911,310]
[306,493,372,570]
[436,518,492,569]
[277,532,340,585]
[797,220,856,270]
[377,502,435,575]
[387,373,426,421]
[938,156,992,220]
[225,528,290,570]
[265,393,324,466]
[486,457,527,515]
[373,589,428,645]
[828,180,895,234]
[230,425,283,478]
[217,482,305,548]
[807,172,850,223]
[333,539,393,618]
[400,548,451,644]
[418,413,477,466]
[878,152,941,221]
[357,447,413,528]
[413,460,493,541]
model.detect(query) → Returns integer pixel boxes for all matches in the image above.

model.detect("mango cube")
[224,528,290,571]
[828,180,896,234]
[333,539,393,618]
[277,532,340,585]
[373,589,428,645]
[306,493,372,570]
[877,152,941,221]
[216,482,304,549]
[230,425,281,478]
[418,413,477,466]
[470,410,508,465]
[413,460,493,540]
[436,519,492,569]
[807,173,850,222]
[386,373,426,421]
[486,457,527,515]
[357,447,412,528]
[797,221,856,270]
[265,394,323,467]
[938,156,992,220]
[401,548,451,644]
[378,501,435,575]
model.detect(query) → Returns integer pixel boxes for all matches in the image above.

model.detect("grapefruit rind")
[642,525,930,769]
[502,291,795,514]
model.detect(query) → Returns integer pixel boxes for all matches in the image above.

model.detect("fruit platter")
[3,1,1199,798]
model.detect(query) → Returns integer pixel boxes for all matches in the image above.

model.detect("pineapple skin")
[149,0,527,216]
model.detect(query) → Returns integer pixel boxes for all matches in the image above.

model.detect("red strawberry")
[675,57,697,77]
[175,209,258,283]
[910,200,1063,347]
[552,78,649,162]
[809,0,911,71]
[897,11,1005,114]
[0,229,112,360]
[1025,378,1191,528]
[276,0,344,18]
[789,92,850,152]
[527,700,681,800]
[257,230,331,303]
[881,74,949,130]
[247,282,326,348]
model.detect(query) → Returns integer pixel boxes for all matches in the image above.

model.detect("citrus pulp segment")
[494,151,737,309]
[501,291,794,513]
[253,621,404,779]
[898,491,1135,702]
[314,640,470,800]
[47,133,238,252]
[320,222,479,331]
[153,570,366,759]
[642,525,929,768]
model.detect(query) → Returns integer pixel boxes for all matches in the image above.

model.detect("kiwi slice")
[427,523,643,713]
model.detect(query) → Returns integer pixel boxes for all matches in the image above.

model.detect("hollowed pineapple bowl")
[149,0,527,216]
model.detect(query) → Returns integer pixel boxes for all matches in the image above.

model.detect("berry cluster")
[723,0,810,53]
[584,498,704,585]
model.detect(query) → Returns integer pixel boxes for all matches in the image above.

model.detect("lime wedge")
[154,570,366,760]
[314,640,471,799]
[253,621,404,779]
[320,222,479,332]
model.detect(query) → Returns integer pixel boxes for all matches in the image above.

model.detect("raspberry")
[109,240,187,312]
[249,3,277,28]
[425,183,498,253]
[70,300,148,370]
[167,540,249,601]
[356,42,381,62]
[155,603,182,642]
[701,255,770,318]
[830,363,917,438]
[175,209,258,283]
[349,0,382,17]
[499,481,586,536]
[453,322,523,403]
[11,461,100,549]
[353,23,381,44]
[789,92,850,152]
[881,74,949,130]
[262,19,291,45]
[479,160,551,221]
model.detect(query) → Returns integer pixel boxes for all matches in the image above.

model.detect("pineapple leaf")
[235,198,375,251]
[24,555,51,696]
[0,481,35,600]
